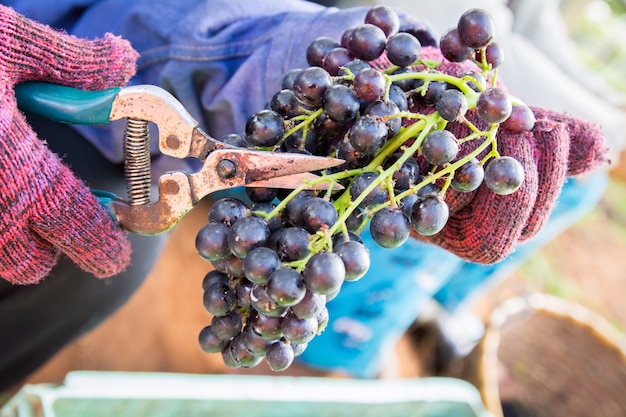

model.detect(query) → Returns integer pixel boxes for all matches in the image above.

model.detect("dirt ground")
[7,161,626,398]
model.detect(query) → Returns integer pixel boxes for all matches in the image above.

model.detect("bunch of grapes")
[195,6,536,371]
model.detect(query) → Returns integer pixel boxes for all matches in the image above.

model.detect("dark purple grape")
[410,195,449,236]
[384,153,419,191]
[502,103,536,132]
[436,89,468,122]
[476,88,512,124]
[336,136,374,169]
[369,207,411,249]
[345,209,365,232]
[348,23,387,61]
[235,278,254,310]
[221,343,240,368]
[229,334,263,368]
[340,28,353,49]
[250,284,287,317]
[386,32,421,67]
[306,36,340,67]
[415,175,442,198]
[315,306,330,333]
[451,158,485,192]
[301,197,338,234]
[331,230,363,247]
[203,282,237,316]
[338,59,370,76]
[241,325,273,356]
[365,5,400,37]
[353,67,386,102]
[484,41,504,68]
[390,67,417,92]
[399,193,419,219]
[322,83,360,123]
[302,252,346,295]
[293,66,333,106]
[349,171,389,208]
[274,226,311,262]
[245,109,285,147]
[250,202,283,234]
[202,270,230,292]
[265,340,295,372]
[484,156,524,195]
[291,289,326,319]
[198,326,228,353]
[417,81,447,106]
[223,253,244,277]
[284,190,314,227]
[313,112,351,143]
[440,28,472,62]
[364,100,401,139]
[333,240,370,282]
[461,71,486,92]
[209,197,248,226]
[270,89,309,118]
[211,310,243,340]
[281,68,302,90]
[422,129,459,165]
[242,246,280,284]
[322,47,355,76]
[292,342,308,357]
[195,222,231,262]
[245,186,277,204]
[228,216,270,259]
[249,311,283,340]
[267,267,306,307]
[347,115,388,155]
[282,127,318,154]
[388,83,408,111]
[281,311,318,344]
[211,258,228,273]
[219,133,249,148]
[457,8,495,49]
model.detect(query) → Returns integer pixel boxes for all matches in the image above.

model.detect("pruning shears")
[14,82,342,235]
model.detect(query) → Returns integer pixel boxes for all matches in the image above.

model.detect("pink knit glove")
[0,6,138,285]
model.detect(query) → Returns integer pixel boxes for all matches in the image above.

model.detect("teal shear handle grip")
[14,81,121,125]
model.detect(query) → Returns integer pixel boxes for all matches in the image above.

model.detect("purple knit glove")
[0,5,138,285]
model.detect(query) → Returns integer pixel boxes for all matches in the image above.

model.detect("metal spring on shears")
[123,119,151,206]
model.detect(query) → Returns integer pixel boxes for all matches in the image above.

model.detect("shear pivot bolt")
[166,135,181,150]
[217,159,237,179]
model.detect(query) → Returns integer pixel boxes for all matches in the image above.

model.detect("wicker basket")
[447,293,626,417]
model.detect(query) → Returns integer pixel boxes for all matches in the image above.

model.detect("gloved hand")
[0,5,139,285]
[407,47,608,264]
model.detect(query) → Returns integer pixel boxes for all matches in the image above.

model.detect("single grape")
[223,253,245,277]
[250,202,283,234]
[203,282,237,316]
[293,66,333,106]
[322,47,356,76]
[267,267,306,307]
[228,216,270,259]
[301,197,339,234]
[235,278,254,310]
[242,246,280,284]
[348,23,387,61]
[211,310,243,340]
[388,83,409,111]
[313,112,351,143]
[265,340,295,372]
[337,59,370,77]
[291,342,308,357]
[364,99,401,139]
[219,133,249,148]
[415,175,442,198]
[417,81,447,106]
[347,114,388,155]
[461,71,486,92]
[282,127,318,154]
[457,8,495,49]
[337,136,374,169]
[249,310,284,340]
[370,207,411,249]
[306,36,339,67]
[451,158,485,192]
[315,306,330,333]
[198,326,228,354]
[484,156,524,195]
[245,109,285,147]
[302,252,346,295]
[484,41,504,68]
[209,197,248,226]
[281,311,318,344]
[384,153,419,191]
[284,190,314,227]
[349,171,389,208]
[241,325,273,356]
[322,83,360,123]
[281,68,302,90]
[502,103,536,132]
[333,240,370,282]
[331,230,363,247]
[476,88,512,124]
[364,5,400,37]
[440,27,472,62]
[250,284,287,317]
[201,270,230,292]
[399,193,419,220]
[274,226,311,262]
[195,222,231,262]
[385,32,421,67]
[229,334,263,368]
[390,67,418,92]
[353,68,386,102]
[344,208,365,232]
[422,129,459,166]
[291,289,326,319]
[436,89,468,122]
[221,342,240,369]
[410,195,449,236]
[270,89,308,118]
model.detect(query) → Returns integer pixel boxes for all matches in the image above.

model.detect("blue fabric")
[4,0,609,377]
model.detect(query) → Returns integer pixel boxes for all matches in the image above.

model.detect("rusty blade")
[246,172,344,191]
